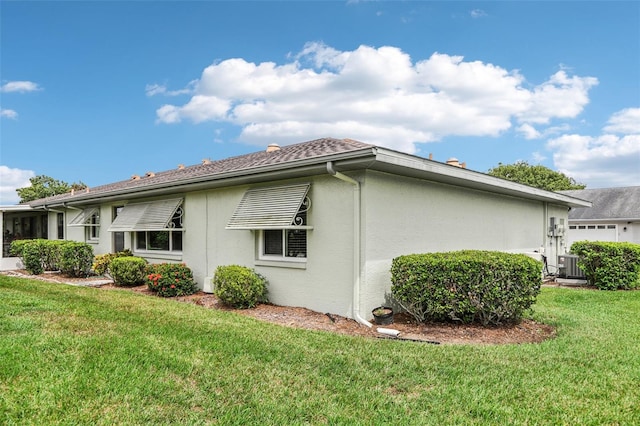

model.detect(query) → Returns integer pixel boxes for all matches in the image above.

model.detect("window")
[227,184,312,263]
[112,206,125,252]
[87,212,100,241]
[134,204,183,252]
[260,211,307,260]
[57,213,64,239]
[68,207,100,242]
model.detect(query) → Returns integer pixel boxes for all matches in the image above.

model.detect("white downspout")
[327,161,373,328]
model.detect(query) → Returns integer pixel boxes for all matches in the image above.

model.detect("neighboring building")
[559,186,640,247]
[1,138,590,323]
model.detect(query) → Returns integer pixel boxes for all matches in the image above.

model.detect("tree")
[16,175,87,203]
[487,161,586,191]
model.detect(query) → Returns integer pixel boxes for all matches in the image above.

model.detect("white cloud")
[470,9,488,18]
[546,108,640,188]
[145,80,197,97]
[1,81,42,93]
[532,152,547,163]
[517,123,541,140]
[517,71,598,125]
[0,166,35,205]
[154,43,598,153]
[1,109,18,120]
[603,108,640,134]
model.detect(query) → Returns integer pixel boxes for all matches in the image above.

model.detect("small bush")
[145,263,197,297]
[92,249,133,276]
[391,250,542,326]
[22,240,45,275]
[571,241,640,290]
[59,242,94,277]
[109,256,148,286]
[213,265,268,308]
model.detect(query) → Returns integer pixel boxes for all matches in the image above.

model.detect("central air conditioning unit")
[557,254,586,279]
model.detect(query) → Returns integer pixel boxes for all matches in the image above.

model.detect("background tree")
[16,175,87,203]
[487,161,586,191]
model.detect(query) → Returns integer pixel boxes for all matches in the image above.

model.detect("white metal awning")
[108,198,183,232]
[226,184,312,230]
[68,207,99,227]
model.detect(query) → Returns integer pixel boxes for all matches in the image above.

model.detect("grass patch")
[1,276,639,424]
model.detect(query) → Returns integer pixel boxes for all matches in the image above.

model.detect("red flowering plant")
[145,263,197,297]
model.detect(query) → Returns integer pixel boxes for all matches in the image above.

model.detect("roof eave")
[370,148,593,208]
[34,147,378,207]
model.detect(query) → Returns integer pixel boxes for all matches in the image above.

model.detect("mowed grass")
[1,276,638,425]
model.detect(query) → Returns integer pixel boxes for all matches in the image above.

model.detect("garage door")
[567,224,617,247]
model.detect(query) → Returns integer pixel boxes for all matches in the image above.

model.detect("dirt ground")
[3,270,557,345]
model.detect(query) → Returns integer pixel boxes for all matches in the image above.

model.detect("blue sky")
[1,1,638,205]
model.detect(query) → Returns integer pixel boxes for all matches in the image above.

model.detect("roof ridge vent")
[202,158,212,165]
[266,143,280,153]
[145,171,155,177]
[177,164,185,170]
[131,174,141,180]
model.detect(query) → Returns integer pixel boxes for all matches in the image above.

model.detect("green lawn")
[1,276,638,425]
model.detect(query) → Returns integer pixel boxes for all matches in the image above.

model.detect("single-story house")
[559,186,640,247]
[1,138,591,324]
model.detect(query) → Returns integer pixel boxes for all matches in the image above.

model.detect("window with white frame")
[68,207,100,242]
[108,198,184,254]
[260,210,308,260]
[227,184,312,262]
[135,207,183,252]
[87,212,100,241]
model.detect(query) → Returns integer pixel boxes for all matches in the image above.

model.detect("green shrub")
[22,240,45,275]
[571,241,640,290]
[391,250,542,326]
[109,256,148,286]
[213,265,268,308]
[92,249,133,276]
[9,239,29,258]
[41,240,67,271]
[145,263,197,297]
[59,242,94,277]
[11,239,65,274]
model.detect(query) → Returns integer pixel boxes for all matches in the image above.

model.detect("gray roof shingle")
[29,138,374,207]
[560,187,640,220]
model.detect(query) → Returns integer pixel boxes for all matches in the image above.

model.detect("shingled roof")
[28,138,374,207]
[559,187,640,220]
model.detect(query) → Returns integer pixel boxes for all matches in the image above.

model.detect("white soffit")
[227,183,311,230]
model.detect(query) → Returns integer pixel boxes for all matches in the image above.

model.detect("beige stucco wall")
[358,170,567,315]
[182,175,357,317]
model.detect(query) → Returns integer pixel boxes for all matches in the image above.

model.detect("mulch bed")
[3,269,557,345]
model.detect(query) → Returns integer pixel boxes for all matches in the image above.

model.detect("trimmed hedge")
[146,263,197,297]
[213,265,268,309]
[10,239,93,277]
[391,250,542,325]
[92,249,133,276]
[9,240,29,258]
[109,256,148,286]
[22,240,45,275]
[59,242,94,277]
[571,241,640,290]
